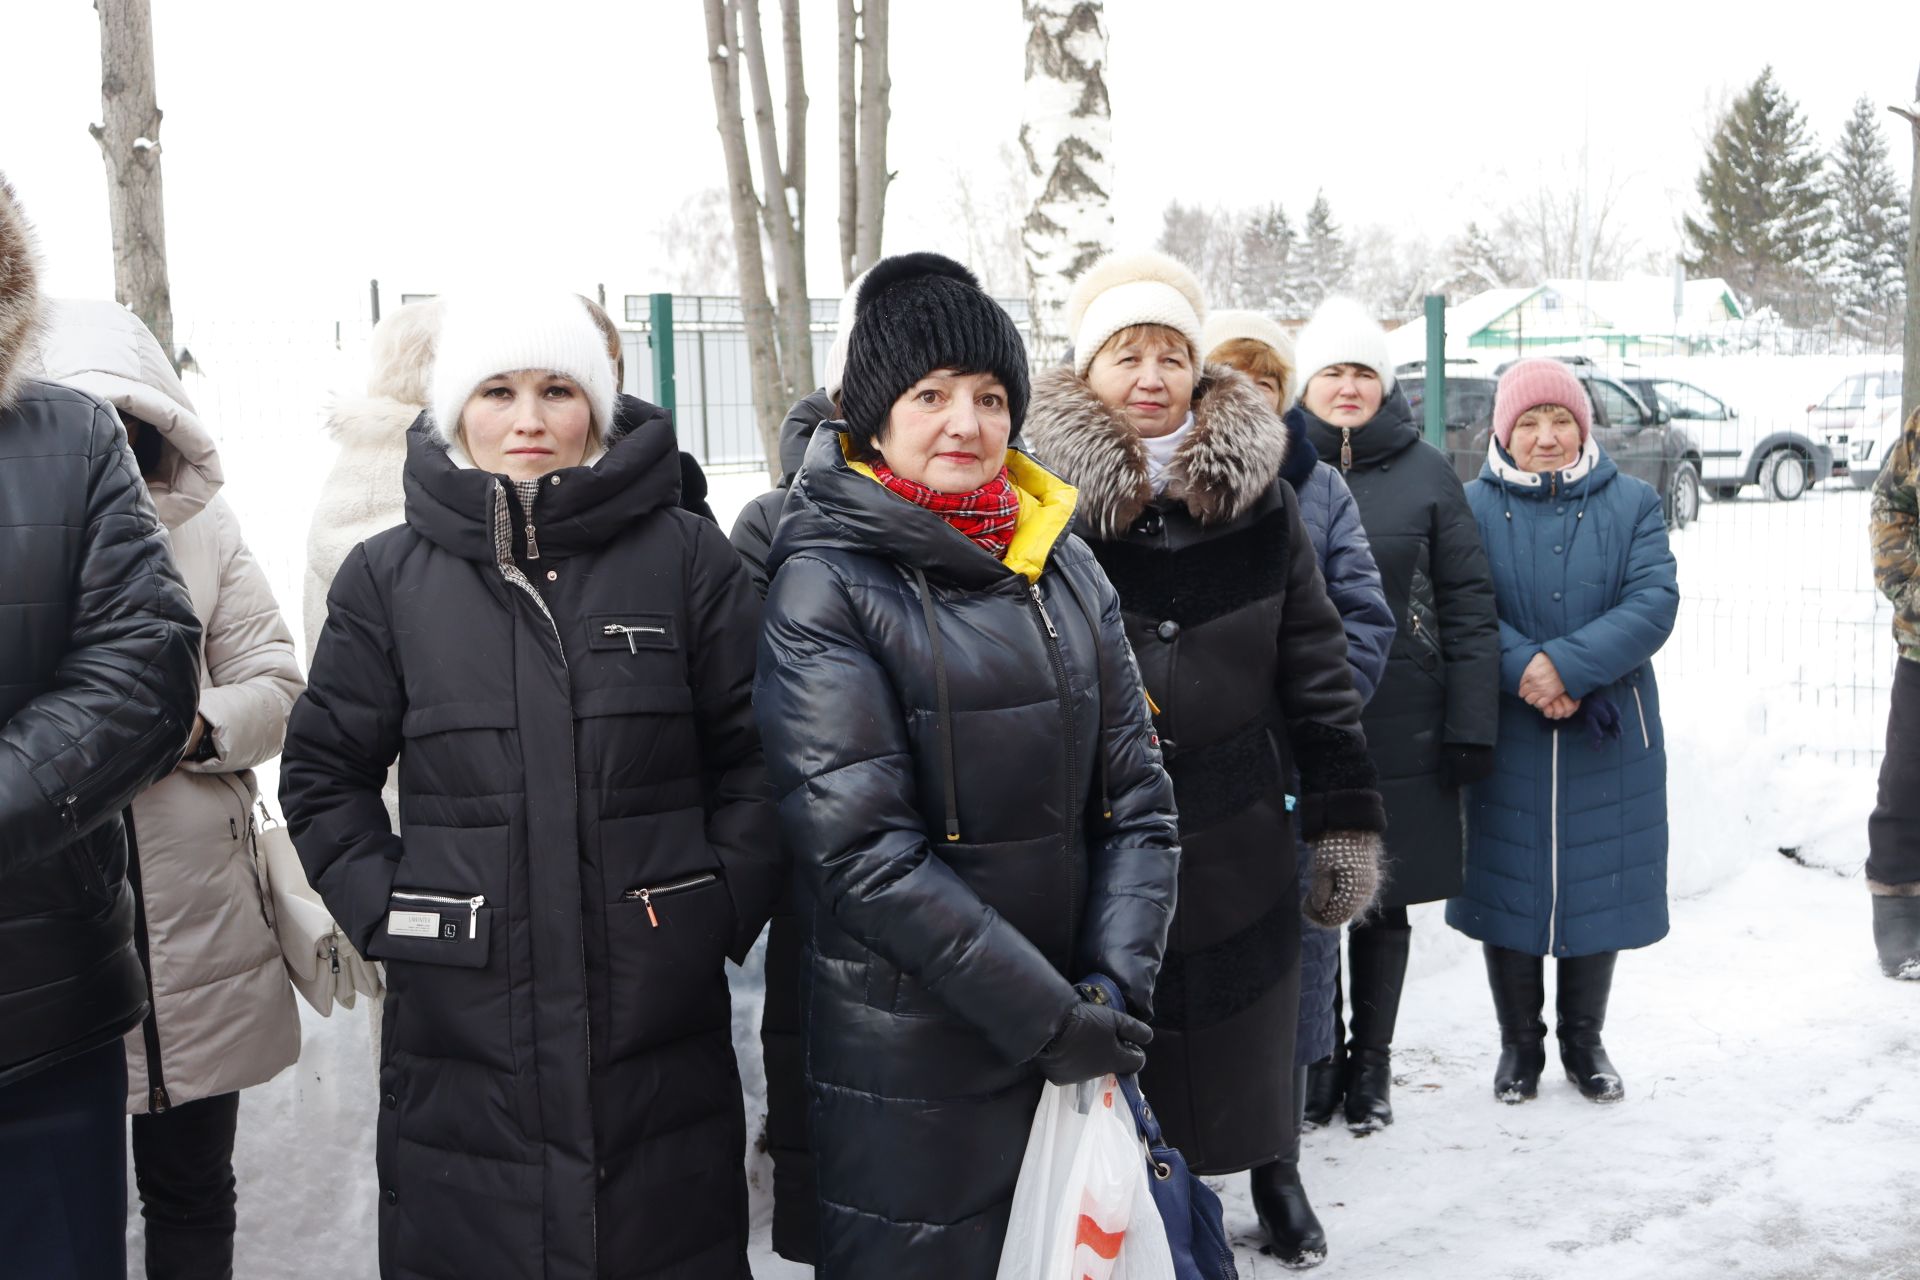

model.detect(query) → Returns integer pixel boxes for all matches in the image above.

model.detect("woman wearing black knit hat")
[754,252,1180,1277]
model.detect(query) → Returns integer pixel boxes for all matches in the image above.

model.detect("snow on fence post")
[1021,0,1112,363]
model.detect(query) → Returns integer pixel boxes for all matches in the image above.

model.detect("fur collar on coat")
[0,176,43,411]
[1024,363,1288,540]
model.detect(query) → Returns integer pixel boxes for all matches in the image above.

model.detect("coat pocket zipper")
[1631,686,1650,750]
[390,890,486,940]
[602,622,668,655]
[623,872,719,927]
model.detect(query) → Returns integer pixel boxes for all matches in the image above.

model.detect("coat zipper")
[59,715,177,833]
[491,480,593,1268]
[623,872,719,927]
[1548,728,1561,956]
[1028,581,1081,960]
[124,809,171,1113]
[390,890,487,940]
[601,622,666,654]
[1631,686,1650,750]
[1340,426,1353,472]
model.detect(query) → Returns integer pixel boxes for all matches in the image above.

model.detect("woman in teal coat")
[1450,359,1678,1107]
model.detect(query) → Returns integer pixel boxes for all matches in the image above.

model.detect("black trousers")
[1869,658,1920,888]
[131,1090,240,1280]
[0,1038,128,1280]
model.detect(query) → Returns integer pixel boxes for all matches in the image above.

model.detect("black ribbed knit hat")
[837,253,1030,452]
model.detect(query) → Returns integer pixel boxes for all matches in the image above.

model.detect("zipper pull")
[1341,427,1353,472]
[329,942,341,975]
[525,520,541,561]
[638,888,659,927]
[151,1085,171,1114]
[466,895,485,940]
[1028,583,1058,639]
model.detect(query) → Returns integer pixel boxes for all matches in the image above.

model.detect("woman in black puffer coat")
[1287,297,1501,1136]
[1024,251,1386,1265]
[281,291,780,1280]
[756,254,1179,1279]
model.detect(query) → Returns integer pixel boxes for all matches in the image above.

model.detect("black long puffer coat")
[0,176,203,1087]
[727,386,833,1263]
[0,376,202,1088]
[280,411,779,1280]
[1026,365,1384,1175]
[1292,390,1500,907]
[755,425,1180,1279]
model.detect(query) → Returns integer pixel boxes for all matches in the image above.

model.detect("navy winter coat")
[1280,421,1392,1062]
[1448,441,1678,958]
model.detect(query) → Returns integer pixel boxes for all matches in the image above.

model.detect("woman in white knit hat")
[1285,296,1500,1137]
[281,291,780,1279]
[1025,250,1386,1261]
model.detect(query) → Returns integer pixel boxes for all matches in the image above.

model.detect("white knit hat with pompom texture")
[429,291,617,466]
[1067,250,1207,378]
[1293,296,1396,393]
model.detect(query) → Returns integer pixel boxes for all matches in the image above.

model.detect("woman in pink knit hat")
[1450,358,1678,1106]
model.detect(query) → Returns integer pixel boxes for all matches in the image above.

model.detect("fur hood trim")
[0,174,45,410]
[325,394,427,446]
[1025,362,1289,540]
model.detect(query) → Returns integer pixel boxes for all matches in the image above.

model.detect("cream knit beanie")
[1066,250,1206,378]
[429,292,617,463]
[1293,296,1396,393]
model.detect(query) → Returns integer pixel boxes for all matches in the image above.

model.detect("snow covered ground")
[117,337,1920,1278]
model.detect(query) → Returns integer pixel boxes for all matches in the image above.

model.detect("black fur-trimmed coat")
[1026,364,1383,1175]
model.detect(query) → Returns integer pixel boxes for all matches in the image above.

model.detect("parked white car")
[1621,375,1832,502]
[1811,369,1905,487]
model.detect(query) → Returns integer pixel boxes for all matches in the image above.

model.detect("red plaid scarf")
[871,462,1021,559]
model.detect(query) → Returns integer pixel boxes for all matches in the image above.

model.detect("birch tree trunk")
[704,0,786,480]
[91,0,174,364]
[1893,71,1919,425]
[1021,0,1112,360]
[837,0,891,285]
[705,0,814,482]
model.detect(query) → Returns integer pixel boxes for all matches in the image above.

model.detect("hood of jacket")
[778,388,834,484]
[1278,406,1320,490]
[1288,386,1423,472]
[31,298,223,529]
[1023,362,1287,540]
[0,176,44,411]
[401,403,683,565]
[1479,434,1615,499]
[767,423,1078,589]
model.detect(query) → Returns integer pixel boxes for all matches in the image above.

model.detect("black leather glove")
[1445,743,1495,788]
[1032,999,1153,1084]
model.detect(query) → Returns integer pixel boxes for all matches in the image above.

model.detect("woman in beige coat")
[36,299,304,1278]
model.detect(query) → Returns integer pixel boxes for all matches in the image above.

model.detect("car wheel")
[1759,448,1811,502]
[1665,461,1701,530]
[1710,484,1741,502]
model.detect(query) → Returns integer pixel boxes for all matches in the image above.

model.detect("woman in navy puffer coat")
[1450,359,1677,1109]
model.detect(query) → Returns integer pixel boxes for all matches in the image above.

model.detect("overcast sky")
[2,0,1914,322]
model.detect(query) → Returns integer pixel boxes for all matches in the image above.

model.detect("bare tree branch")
[837,0,858,285]
[93,0,174,364]
[854,0,890,275]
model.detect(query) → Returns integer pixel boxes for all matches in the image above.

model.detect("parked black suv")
[1398,357,1703,529]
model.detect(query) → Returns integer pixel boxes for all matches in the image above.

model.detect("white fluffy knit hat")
[429,291,617,462]
[1293,296,1396,393]
[1066,249,1206,378]
[1202,308,1298,405]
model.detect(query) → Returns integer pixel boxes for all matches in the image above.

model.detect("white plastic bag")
[996,1076,1177,1280]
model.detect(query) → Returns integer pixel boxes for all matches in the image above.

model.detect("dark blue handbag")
[1080,977,1240,1280]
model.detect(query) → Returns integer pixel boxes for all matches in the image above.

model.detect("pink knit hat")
[1492,359,1591,448]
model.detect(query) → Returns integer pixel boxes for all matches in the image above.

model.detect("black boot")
[1483,944,1546,1103]
[1252,1072,1327,1269]
[1301,967,1345,1127]
[1556,951,1624,1102]
[1872,893,1920,980]
[1344,923,1410,1133]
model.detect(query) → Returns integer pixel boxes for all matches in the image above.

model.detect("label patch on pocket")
[388,910,443,939]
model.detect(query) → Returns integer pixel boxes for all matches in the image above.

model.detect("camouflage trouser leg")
[1868,658,1920,891]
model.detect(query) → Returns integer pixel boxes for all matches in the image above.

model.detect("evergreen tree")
[1234,203,1296,312]
[1829,94,1909,343]
[1682,66,1834,325]
[1433,221,1513,301]
[1292,191,1352,312]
